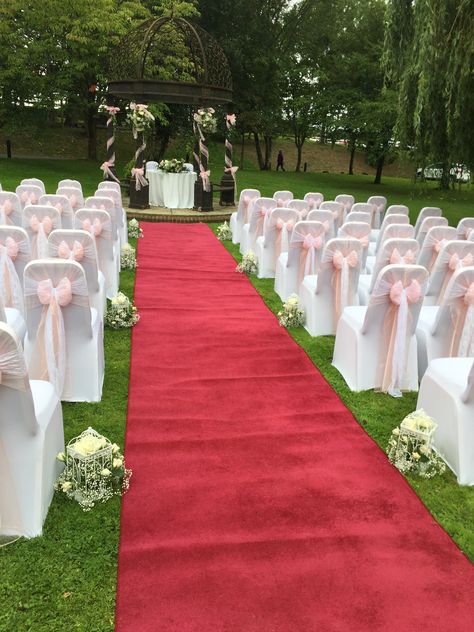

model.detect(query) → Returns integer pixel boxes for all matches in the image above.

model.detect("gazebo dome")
[108,17,233,105]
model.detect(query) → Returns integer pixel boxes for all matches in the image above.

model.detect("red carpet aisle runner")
[116,223,474,632]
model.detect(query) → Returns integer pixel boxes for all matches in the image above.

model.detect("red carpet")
[116,223,474,632]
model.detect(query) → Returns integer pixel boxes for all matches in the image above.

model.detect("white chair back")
[457,218,474,241]
[375,214,411,252]
[320,201,344,229]
[462,361,474,403]
[414,207,442,236]
[335,194,355,219]
[304,192,324,209]
[288,220,326,284]
[377,223,415,250]
[39,194,73,230]
[417,226,458,272]
[346,211,371,225]
[237,189,261,225]
[247,198,277,248]
[273,190,294,207]
[386,204,409,216]
[339,221,371,270]
[367,196,387,228]
[0,227,30,313]
[369,238,419,294]
[85,196,117,240]
[94,188,124,232]
[146,161,158,172]
[426,241,474,305]
[288,199,310,219]
[57,186,84,212]
[264,208,300,262]
[351,202,375,227]
[98,181,121,194]
[23,205,61,259]
[307,209,335,238]
[0,192,22,226]
[417,216,449,246]
[48,230,100,294]
[21,178,46,194]
[16,185,43,209]
[58,179,82,192]
[183,163,194,173]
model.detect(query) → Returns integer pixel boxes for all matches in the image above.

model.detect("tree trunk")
[374,153,386,184]
[320,122,326,144]
[440,160,451,190]
[348,142,356,175]
[264,135,272,170]
[87,105,97,160]
[240,132,245,170]
[156,131,170,162]
[295,142,303,172]
[253,132,265,170]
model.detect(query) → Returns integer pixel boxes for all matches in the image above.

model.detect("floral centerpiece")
[121,243,137,270]
[216,221,232,241]
[236,251,258,275]
[128,218,143,239]
[55,427,132,511]
[105,292,140,329]
[387,409,446,478]
[127,102,155,138]
[278,294,305,328]
[193,107,217,134]
[158,158,186,173]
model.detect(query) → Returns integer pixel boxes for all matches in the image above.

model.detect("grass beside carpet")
[210,227,474,565]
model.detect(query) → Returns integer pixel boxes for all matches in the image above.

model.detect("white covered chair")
[273,190,294,207]
[183,163,194,173]
[58,179,82,192]
[351,202,374,224]
[335,194,355,221]
[416,267,474,378]
[39,194,74,230]
[307,209,336,239]
[0,226,30,314]
[0,322,63,538]
[94,188,127,246]
[299,238,363,336]
[24,259,104,402]
[240,197,276,256]
[457,218,474,241]
[254,208,299,278]
[414,206,442,236]
[346,211,371,225]
[366,223,415,273]
[417,358,474,485]
[359,238,419,306]
[23,205,61,259]
[385,204,409,216]
[16,185,43,210]
[74,209,119,298]
[274,221,326,301]
[230,188,260,244]
[367,195,387,229]
[417,216,449,246]
[98,181,121,194]
[338,221,371,271]
[425,241,474,306]
[85,195,117,241]
[333,264,428,394]
[320,201,344,230]
[288,199,310,220]
[369,213,411,256]
[304,192,324,209]
[48,230,106,317]
[145,161,158,172]
[416,225,458,272]
[21,178,46,194]
[56,186,85,213]
[0,192,22,227]
[0,294,26,342]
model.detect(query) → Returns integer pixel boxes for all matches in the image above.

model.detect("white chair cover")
[338,221,371,270]
[146,161,158,172]
[242,197,276,254]
[23,205,61,259]
[0,227,30,313]
[288,199,310,220]
[307,209,336,238]
[289,221,326,283]
[335,194,354,221]
[94,188,125,243]
[417,216,449,246]
[457,218,474,240]
[16,185,43,210]
[368,238,419,293]
[414,206,442,236]
[417,225,458,272]
[386,204,409,216]
[230,188,260,244]
[0,192,22,227]
[58,179,82,192]
[351,202,376,227]
[21,178,46,194]
[304,192,324,209]
[346,211,371,224]
[56,186,85,212]
[85,195,117,240]
[98,181,121,194]
[273,190,294,207]
[373,214,411,252]
[39,194,74,230]
[320,201,344,229]
[255,208,299,278]
[425,241,474,305]
[367,196,387,228]
[183,163,194,173]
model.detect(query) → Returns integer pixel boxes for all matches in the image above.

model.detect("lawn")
[0,158,473,631]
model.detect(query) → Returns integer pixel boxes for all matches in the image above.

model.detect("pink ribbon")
[225,166,239,175]
[301,234,323,277]
[464,283,474,307]
[82,218,103,237]
[449,252,474,271]
[68,193,78,209]
[303,234,323,251]
[30,215,53,235]
[0,199,13,221]
[226,114,236,125]
[106,106,120,115]
[333,249,359,270]
[0,237,19,261]
[276,198,288,207]
[131,167,148,191]
[389,248,416,265]
[277,218,294,232]
[101,161,120,183]
[434,238,448,253]
[389,279,421,306]
[37,277,72,307]
[20,191,38,205]
[58,240,85,262]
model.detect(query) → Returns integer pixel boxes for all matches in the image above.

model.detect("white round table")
[147,171,197,209]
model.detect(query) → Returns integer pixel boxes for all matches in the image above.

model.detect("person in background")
[276,149,285,171]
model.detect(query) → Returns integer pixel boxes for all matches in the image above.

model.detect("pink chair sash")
[298,234,323,282]
[0,239,23,312]
[275,218,294,262]
[241,195,258,224]
[20,191,38,206]
[332,249,359,324]
[58,240,85,262]
[0,199,13,224]
[30,215,53,259]
[390,248,416,265]
[448,282,474,358]
[82,218,104,238]
[68,193,79,209]
[255,206,272,240]
[449,252,473,271]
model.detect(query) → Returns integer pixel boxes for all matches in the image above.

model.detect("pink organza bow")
[390,248,415,265]
[30,214,53,235]
[389,279,421,305]
[277,218,294,232]
[333,249,358,270]
[106,106,120,115]
[434,238,448,253]
[37,277,73,307]
[226,114,236,125]
[0,199,13,216]
[58,240,84,262]
[465,283,474,307]
[303,234,322,251]
[20,191,38,205]
[449,252,474,270]
[82,218,103,237]
[276,198,287,207]
[0,237,19,261]
[242,195,251,207]
[69,193,78,209]
[225,166,239,175]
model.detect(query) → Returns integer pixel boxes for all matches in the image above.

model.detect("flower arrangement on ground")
[236,251,258,275]
[278,294,305,328]
[105,292,140,329]
[55,427,132,511]
[216,221,232,241]
[127,102,155,138]
[193,107,217,134]
[387,409,446,478]
[128,218,143,239]
[158,158,186,173]
[121,243,137,269]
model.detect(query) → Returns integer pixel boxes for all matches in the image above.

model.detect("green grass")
[0,158,473,631]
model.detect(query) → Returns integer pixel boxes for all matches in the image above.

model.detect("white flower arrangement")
[158,158,186,173]
[121,243,137,270]
[55,427,132,511]
[387,409,446,478]
[105,292,140,329]
[128,218,143,239]
[277,294,305,328]
[193,107,217,134]
[127,102,155,137]
[216,221,232,241]
[236,251,258,275]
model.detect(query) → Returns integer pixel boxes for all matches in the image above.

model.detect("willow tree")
[384,0,474,187]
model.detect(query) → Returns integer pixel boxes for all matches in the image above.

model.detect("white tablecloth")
[147,171,197,209]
